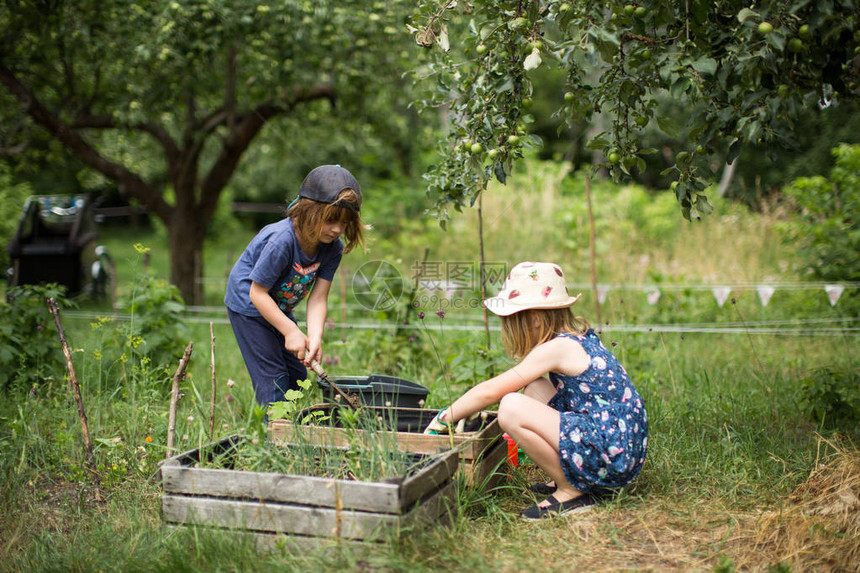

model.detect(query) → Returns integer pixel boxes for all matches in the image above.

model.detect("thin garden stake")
[585,175,603,324]
[167,342,194,458]
[477,188,493,358]
[209,322,216,439]
[47,297,98,484]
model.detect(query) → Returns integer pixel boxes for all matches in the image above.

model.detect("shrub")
[797,367,860,428]
[0,284,69,393]
[781,144,860,282]
[0,165,32,270]
[115,272,191,372]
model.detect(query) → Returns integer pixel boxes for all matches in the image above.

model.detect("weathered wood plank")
[163,494,403,541]
[463,437,507,489]
[161,466,402,513]
[400,449,458,509]
[400,480,457,531]
[268,414,500,460]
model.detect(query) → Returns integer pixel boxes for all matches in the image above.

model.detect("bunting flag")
[712,286,732,308]
[597,285,610,304]
[646,289,661,305]
[756,285,776,307]
[825,284,845,307]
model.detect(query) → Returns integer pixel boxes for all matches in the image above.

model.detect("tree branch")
[0,62,173,221]
[197,82,336,220]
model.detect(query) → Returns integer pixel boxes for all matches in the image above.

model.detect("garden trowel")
[308,358,362,411]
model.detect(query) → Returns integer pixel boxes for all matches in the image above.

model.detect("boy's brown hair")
[500,307,589,360]
[287,189,364,253]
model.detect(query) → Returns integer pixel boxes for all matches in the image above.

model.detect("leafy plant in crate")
[266,378,326,425]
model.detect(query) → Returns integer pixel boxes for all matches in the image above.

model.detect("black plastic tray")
[317,374,430,409]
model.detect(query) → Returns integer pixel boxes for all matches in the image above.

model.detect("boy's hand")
[284,330,309,361]
[305,338,323,365]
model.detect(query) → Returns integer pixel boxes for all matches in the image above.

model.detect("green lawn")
[1,167,857,572]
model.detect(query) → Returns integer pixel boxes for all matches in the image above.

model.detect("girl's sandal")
[528,481,557,495]
[520,494,596,521]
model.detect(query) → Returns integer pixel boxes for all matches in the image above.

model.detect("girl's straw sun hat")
[483,261,581,317]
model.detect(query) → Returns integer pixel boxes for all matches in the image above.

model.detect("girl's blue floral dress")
[548,330,648,494]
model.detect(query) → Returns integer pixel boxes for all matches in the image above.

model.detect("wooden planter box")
[268,405,507,489]
[160,434,459,546]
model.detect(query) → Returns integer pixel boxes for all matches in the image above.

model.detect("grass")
[1,159,858,571]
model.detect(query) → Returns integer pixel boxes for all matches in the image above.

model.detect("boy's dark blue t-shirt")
[224,217,343,317]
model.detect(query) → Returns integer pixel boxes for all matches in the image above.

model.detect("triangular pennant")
[597,285,610,304]
[825,284,844,307]
[646,289,661,305]
[712,286,732,307]
[756,285,775,307]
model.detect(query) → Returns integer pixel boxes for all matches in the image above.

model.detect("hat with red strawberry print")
[483,262,581,317]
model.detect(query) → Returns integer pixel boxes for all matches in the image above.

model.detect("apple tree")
[410,0,859,221]
[0,0,419,304]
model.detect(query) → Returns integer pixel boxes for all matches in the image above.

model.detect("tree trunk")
[168,208,207,305]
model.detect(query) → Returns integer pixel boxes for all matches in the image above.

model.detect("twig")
[209,322,216,439]
[585,175,602,324]
[166,342,194,458]
[47,297,98,485]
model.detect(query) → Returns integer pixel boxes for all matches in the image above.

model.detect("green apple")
[798,24,810,39]
[634,6,647,18]
[470,142,483,154]
[507,135,521,145]
[758,21,774,35]
[608,151,621,164]
[511,17,528,31]
[788,38,803,53]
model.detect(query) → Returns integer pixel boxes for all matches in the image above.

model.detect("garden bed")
[159,434,459,546]
[268,405,507,489]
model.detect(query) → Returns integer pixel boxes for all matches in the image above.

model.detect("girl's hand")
[284,330,309,361]
[423,409,451,435]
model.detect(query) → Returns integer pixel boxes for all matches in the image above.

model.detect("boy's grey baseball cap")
[298,165,362,211]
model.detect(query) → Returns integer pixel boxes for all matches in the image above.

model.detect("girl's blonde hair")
[287,189,364,253]
[500,307,590,360]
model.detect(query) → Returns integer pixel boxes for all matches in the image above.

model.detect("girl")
[225,164,364,407]
[425,261,647,520]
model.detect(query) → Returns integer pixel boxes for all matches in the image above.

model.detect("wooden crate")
[160,434,459,545]
[268,406,507,489]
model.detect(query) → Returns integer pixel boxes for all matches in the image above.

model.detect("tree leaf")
[523,48,542,71]
[657,115,680,137]
[737,8,760,23]
[437,24,450,52]
[690,57,718,76]
[727,139,743,164]
[585,134,610,150]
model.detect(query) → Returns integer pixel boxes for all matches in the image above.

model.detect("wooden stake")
[585,175,602,324]
[47,297,98,484]
[166,342,194,458]
[477,189,492,357]
[209,322,216,439]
